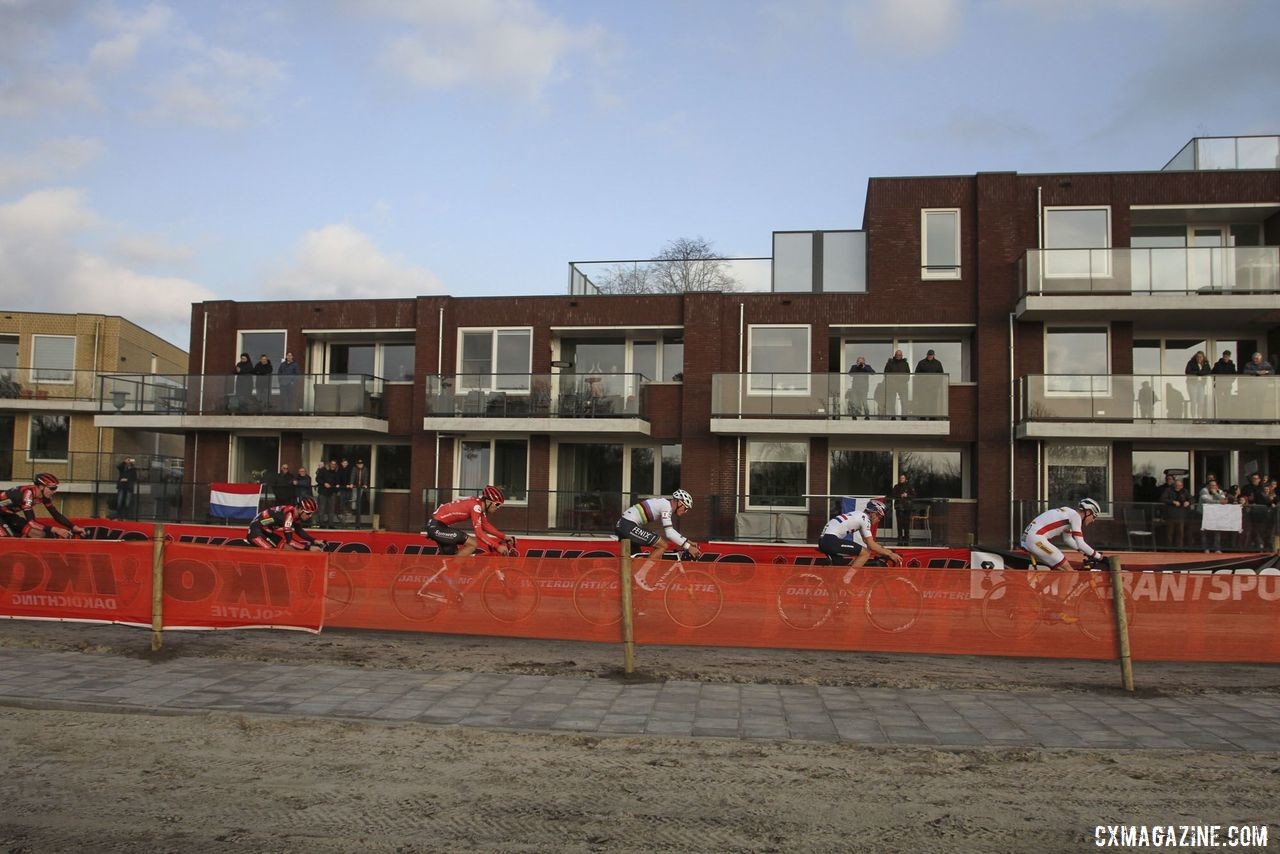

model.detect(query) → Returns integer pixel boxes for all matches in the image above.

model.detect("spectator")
[1162,477,1192,549]
[1211,350,1237,421]
[271,463,295,506]
[889,474,915,546]
[1212,350,1237,374]
[846,356,875,418]
[252,354,274,411]
[278,351,301,412]
[1198,473,1228,553]
[337,458,353,524]
[293,467,314,500]
[883,349,911,419]
[316,459,340,527]
[350,458,369,525]
[913,349,946,419]
[1241,472,1268,550]
[112,456,137,520]
[233,353,253,411]
[1184,350,1211,420]
[1242,351,1274,376]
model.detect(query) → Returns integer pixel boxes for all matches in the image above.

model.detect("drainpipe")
[738,302,745,510]
[198,308,208,415]
[1009,311,1016,545]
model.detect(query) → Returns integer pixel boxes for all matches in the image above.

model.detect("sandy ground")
[1,621,1278,852]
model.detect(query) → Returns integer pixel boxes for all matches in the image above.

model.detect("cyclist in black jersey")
[246,497,325,550]
[0,473,85,539]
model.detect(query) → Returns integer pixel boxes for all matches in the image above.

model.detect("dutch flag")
[210,482,262,520]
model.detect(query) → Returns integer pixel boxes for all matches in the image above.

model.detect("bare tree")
[596,236,737,294]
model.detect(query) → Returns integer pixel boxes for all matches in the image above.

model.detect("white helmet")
[1077,497,1101,516]
[672,489,693,509]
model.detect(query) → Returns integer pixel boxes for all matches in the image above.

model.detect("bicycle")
[979,558,1134,642]
[391,550,539,623]
[572,551,724,629]
[775,559,922,633]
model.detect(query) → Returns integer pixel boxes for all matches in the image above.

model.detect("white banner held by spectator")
[1201,503,1243,533]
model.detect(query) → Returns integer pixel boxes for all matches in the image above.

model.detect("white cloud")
[0,188,212,344]
[350,0,605,99]
[88,3,173,70]
[142,43,285,128]
[112,234,194,267]
[0,137,103,192]
[844,0,961,56]
[271,224,446,299]
[0,68,98,116]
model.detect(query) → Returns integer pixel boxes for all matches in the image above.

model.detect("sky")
[2,0,1278,347]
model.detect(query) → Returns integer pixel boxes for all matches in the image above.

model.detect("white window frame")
[921,208,961,280]
[378,342,416,384]
[27,414,70,461]
[747,324,811,395]
[1042,443,1112,515]
[454,437,530,505]
[745,439,809,510]
[1043,205,1112,279]
[457,327,533,393]
[237,329,287,364]
[31,334,76,384]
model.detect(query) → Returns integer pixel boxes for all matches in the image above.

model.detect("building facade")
[97,136,1280,547]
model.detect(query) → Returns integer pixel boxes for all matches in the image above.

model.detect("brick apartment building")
[100,135,1280,547]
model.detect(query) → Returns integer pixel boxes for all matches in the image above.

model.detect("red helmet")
[482,485,505,505]
[34,473,59,490]
[297,497,317,514]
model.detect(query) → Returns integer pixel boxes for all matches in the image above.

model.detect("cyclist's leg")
[616,519,662,590]
[817,533,854,567]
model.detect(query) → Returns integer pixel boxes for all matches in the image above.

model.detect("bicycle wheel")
[980,580,1044,640]
[864,574,922,633]
[480,566,540,623]
[663,567,723,629]
[775,570,837,630]
[324,566,354,619]
[1077,578,1136,643]
[572,567,621,626]
[391,567,445,622]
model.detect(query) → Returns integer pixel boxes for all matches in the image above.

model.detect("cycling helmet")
[34,473,59,490]
[864,498,886,517]
[482,485,505,505]
[1077,497,1101,516]
[672,489,693,509]
[297,497,317,514]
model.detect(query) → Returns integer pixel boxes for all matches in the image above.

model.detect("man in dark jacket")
[890,474,915,545]
[846,356,875,418]
[883,349,910,419]
[913,349,946,419]
[277,351,301,412]
[112,456,137,520]
[1161,477,1193,549]
[271,463,296,506]
[315,460,339,527]
[1211,349,1237,419]
[252,354,274,412]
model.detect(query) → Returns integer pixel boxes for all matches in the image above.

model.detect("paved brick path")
[1,648,1277,750]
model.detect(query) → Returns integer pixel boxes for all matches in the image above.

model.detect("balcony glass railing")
[569,258,773,296]
[1019,246,1280,297]
[98,373,385,418]
[711,373,950,420]
[1021,374,1280,423]
[1162,135,1280,171]
[0,368,107,402]
[424,373,648,419]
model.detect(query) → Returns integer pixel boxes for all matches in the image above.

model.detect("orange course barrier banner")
[161,543,327,632]
[0,539,153,626]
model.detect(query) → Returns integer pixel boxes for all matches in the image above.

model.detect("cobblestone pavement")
[1,648,1277,750]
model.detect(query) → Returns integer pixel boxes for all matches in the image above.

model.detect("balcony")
[710,373,950,436]
[423,373,651,436]
[1018,374,1280,441]
[1016,247,1280,323]
[1162,135,1280,171]
[94,373,388,433]
[0,368,105,413]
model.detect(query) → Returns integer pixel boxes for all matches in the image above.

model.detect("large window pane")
[461,332,491,378]
[748,441,806,507]
[629,447,655,500]
[1046,444,1108,508]
[0,335,17,380]
[238,331,285,365]
[494,439,527,501]
[29,415,68,460]
[1133,450,1190,502]
[632,342,657,382]
[1045,207,1110,278]
[661,336,684,381]
[330,344,375,378]
[749,326,808,391]
[903,340,964,381]
[375,445,411,489]
[459,441,491,494]
[830,450,892,496]
[661,444,682,495]
[922,209,959,278]
[822,231,866,293]
[899,451,962,498]
[495,330,532,388]
[1046,327,1108,393]
[773,232,813,293]
[32,335,75,382]
[382,344,415,381]
[1162,338,1205,375]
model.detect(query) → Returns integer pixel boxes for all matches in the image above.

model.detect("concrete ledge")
[1018,421,1280,441]
[711,417,950,436]
[94,414,390,433]
[423,416,651,436]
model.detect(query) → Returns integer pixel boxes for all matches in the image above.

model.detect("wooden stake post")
[1107,555,1134,692]
[619,550,636,674]
[150,524,165,652]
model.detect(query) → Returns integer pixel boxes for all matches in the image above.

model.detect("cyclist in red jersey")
[427,485,515,557]
[0,473,85,539]
[247,497,325,550]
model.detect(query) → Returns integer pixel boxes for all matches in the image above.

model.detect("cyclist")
[427,485,515,557]
[615,489,703,591]
[247,497,325,550]
[0,473,86,539]
[1020,497,1105,572]
[818,499,903,582]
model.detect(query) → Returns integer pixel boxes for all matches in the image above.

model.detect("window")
[921,209,960,279]
[822,231,867,293]
[1133,450,1190,502]
[830,448,966,499]
[842,335,971,382]
[459,328,531,392]
[238,331,286,366]
[0,335,17,380]
[660,445,682,495]
[627,444,682,502]
[748,325,810,393]
[29,415,68,460]
[458,439,527,502]
[375,445,411,490]
[1044,207,1111,278]
[329,344,374,378]
[1045,326,1108,394]
[381,344,415,382]
[747,440,807,508]
[899,450,963,499]
[1046,444,1109,509]
[772,232,813,293]
[32,335,75,383]
[830,450,892,496]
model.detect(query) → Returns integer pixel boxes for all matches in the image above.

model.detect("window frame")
[457,327,533,393]
[745,439,809,510]
[1043,205,1112,279]
[454,437,529,505]
[1043,443,1112,513]
[921,208,961,280]
[31,334,76,384]
[827,445,970,499]
[27,414,70,461]
[236,329,287,366]
[1043,323,1111,397]
[747,324,811,395]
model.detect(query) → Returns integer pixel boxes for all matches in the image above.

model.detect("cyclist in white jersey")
[615,489,703,591]
[818,499,903,582]
[1021,498,1104,571]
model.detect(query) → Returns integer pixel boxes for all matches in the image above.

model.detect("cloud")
[0,137,104,192]
[112,234,194,267]
[142,43,286,128]
[0,188,213,344]
[349,0,605,99]
[270,224,446,299]
[844,0,961,56]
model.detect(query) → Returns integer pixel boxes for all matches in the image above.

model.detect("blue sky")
[2,0,1278,346]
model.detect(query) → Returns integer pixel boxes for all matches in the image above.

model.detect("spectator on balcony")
[883,349,910,419]
[337,458,353,523]
[233,353,253,412]
[316,460,340,527]
[1211,349,1237,419]
[889,474,915,546]
[1241,472,1269,550]
[1185,350,1211,420]
[913,350,946,419]
[111,457,137,521]
[846,356,875,418]
[1161,477,1193,549]
[350,459,368,525]
[293,467,313,500]
[1212,350,1237,374]
[1242,351,1274,376]
[1198,474,1228,553]
[271,463,295,507]
[278,351,301,412]
[252,354,274,411]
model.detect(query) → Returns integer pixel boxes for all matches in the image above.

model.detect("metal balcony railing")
[1020,374,1280,423]
[98,373,385,418]
[424,373,648,419]
[1019,246,1280,298]
[711,373,950,420]
[0,368,109,402]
